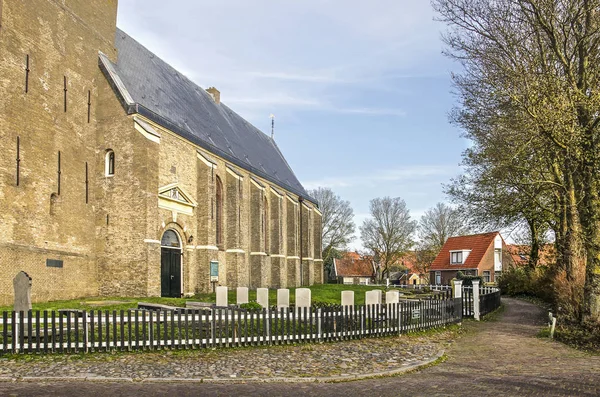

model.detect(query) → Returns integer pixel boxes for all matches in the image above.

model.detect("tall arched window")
[105,149,115,176]
[215,176,223,248]
[263,195,269,253]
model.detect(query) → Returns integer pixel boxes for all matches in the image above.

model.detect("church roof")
[100,28,313,204]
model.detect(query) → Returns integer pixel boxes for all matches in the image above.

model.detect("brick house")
[332,252,376,285]
[0,0,322,305]
[429,232,512,285]
[390,252,429,286]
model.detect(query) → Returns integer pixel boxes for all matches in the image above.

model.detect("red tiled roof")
[430,232,499,270]
[506,244,555,267]
[334,252,374,278]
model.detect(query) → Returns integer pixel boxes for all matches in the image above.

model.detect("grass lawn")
[0,284,421,313]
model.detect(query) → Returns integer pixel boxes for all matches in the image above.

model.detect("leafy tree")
[360,197,416,283]
[308,187,355,273]
[433,0,600,324]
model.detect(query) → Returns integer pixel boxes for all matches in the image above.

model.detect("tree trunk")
[579,150,600,324]
[527,218,540,270]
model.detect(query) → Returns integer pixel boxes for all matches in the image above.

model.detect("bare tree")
[309,187,355,268]
[419,203,470,252]
[360,197,416,282]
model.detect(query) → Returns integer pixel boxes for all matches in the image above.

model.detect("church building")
[0,0,323,305]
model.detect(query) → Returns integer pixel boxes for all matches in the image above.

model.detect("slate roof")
[334,252,375,278]
[430,232,499,271]
[100,29,313,203]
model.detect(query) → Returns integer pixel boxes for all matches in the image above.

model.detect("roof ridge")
[110,28,315,204]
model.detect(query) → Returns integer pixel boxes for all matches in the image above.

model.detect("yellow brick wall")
[0,0,322,305]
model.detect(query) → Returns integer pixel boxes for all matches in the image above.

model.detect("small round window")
[161,230,181,248]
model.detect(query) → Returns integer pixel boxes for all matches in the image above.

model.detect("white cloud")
[304,165,459,190]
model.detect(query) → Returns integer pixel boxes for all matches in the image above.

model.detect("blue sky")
[117,1,467,250]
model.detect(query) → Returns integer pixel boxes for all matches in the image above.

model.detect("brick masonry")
[0,0,322,305]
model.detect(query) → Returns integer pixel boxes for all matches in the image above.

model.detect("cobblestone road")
[1,298,599,396]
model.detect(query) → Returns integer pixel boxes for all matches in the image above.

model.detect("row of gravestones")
[215,286,403,308]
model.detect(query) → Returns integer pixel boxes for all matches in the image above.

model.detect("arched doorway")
[161,229,182,297]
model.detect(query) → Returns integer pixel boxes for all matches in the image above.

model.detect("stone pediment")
[158,183,197,215]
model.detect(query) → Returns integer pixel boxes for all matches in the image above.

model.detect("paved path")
[1,298,599,396]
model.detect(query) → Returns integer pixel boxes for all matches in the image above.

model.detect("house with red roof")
[429,231,512,285]
[506,244,556,267]
[332,252,376,285]
[391,252,429,285]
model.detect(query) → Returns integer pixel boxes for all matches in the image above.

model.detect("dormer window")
[451,251,463,264]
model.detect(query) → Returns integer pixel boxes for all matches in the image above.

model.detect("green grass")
[0,285,421,313]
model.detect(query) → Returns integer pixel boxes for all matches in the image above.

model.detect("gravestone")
[296,288,311,308]
[216,286,228,307]
[257,288,269,308]
[386,290,400,305]
[13,271,32,312]
[341,291,354,307]
[277,289,289,309]
[374,289,382,304]
[237,287,249,305]
[365,290,380,306]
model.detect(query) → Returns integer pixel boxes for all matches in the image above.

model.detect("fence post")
[453,279,463,324]
[472,280,480,321]
[317,308,322,342]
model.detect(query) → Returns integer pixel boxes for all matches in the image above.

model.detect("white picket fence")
[0,298,462,355]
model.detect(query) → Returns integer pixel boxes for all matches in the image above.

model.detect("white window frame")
[483,270,491,283]
[105,150,115,177]
[435,271,441,285]
[450,251,463,264]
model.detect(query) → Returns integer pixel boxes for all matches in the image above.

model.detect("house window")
[215,176,223,248]
[495,248,502,264]
[105,150,115,176]
[450,251,463,264]
[435,271,441,285]
[483,271,491,283]
[495,271,502,282]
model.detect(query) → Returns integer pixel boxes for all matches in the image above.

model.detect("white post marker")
[472,279,480,321]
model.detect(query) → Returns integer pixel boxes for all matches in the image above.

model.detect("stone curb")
[0,350,444,384]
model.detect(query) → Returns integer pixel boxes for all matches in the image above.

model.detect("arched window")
[105,150,115,176]
[215,176,223,248]
[161,229,181,248]
[263,195,269,253]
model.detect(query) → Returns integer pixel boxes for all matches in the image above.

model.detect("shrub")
[456,271,485,286]
[239,302,263,310]
[497,266,531,296]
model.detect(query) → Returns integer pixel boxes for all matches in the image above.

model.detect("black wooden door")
[161,248,181,297]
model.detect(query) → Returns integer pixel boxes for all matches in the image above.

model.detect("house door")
[161,230,182,298]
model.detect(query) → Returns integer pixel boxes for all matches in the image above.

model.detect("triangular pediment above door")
[158,183,197,215]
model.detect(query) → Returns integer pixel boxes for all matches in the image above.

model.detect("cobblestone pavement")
[1,298,599,396]
[0,329,448,381]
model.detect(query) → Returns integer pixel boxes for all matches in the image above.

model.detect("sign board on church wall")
[210,261,219,282]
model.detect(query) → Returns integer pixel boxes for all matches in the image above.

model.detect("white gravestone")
[374,289,382,304]
[216,286,228,307]
[341,291,354,307]
[13,271,32,313]
[386,290,400,305]
[277,289,290,309]
[296,288,311,308]
[365,290,380,306]
[257,288,269,308]
[237,287,249,305]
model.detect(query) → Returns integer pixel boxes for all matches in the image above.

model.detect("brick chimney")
[206,87,220,105]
